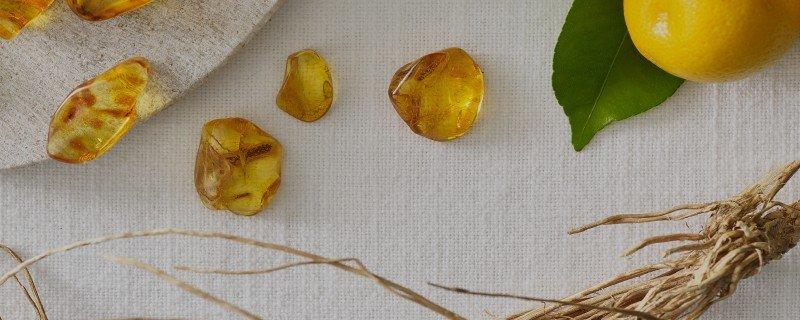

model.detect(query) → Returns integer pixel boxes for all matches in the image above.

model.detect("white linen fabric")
[3,1,800,319]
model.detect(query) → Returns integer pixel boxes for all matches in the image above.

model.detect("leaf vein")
[579,32,629,137]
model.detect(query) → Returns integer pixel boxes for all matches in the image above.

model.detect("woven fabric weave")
[2,1,800,318]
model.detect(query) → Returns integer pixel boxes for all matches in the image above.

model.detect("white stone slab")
[0,0,284,169]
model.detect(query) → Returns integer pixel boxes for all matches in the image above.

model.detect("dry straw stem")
[104,255,262,320]
[496,160,800,320]
[0,229,464,320]
[173,258,357,275]
[0,245,47,320]
[428,283,663,320]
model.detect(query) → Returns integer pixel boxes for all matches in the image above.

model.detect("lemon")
[624,0,800,82]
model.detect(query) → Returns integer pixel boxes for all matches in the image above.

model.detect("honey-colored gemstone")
[0,0,53,40]
[47,57,150,164]
[66,0,152,21]
[388,47,485,141]
[195,118,283,216]
[276,49,334,122]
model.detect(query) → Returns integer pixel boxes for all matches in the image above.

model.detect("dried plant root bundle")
[509,161,800,320]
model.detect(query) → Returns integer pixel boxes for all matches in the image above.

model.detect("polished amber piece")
[276,49,334,122]
[47,57,150,164]
[195,118,283,216]
[0,0,53,40]
[388,47,485,141]
[66,0,152,21]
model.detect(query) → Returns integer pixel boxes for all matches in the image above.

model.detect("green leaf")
[553,0,684,151]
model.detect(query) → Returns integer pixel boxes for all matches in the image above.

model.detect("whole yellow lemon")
[624,0,800,82]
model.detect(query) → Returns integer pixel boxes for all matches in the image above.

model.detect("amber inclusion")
[276,49,334,122]
[388,47,485,141]
[195,117,283,216]
[0,0,53,40]
[66,0,152,21]
[47,57,150,164]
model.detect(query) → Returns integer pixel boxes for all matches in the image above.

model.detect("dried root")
[501,160,800,320]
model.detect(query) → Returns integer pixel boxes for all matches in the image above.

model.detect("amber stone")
[66,0,152,21]
[276,49,334,122]
[47,57,150,164]
[388,47,485,141]
[195,118,283,216]
[0,0,53,40]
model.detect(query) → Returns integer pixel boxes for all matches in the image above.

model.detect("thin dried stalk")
[0,244,47,319]
[504,160,800,320]
[104,256,262,320]
[0,229,464,320]
[428,283,664,320]
[173,258,357,275]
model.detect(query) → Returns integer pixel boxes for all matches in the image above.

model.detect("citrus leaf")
[553,0,684,151]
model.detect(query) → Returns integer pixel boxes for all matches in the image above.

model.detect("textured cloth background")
[3,1,800,319]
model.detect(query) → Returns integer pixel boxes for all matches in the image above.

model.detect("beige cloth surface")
[3,1,800,319]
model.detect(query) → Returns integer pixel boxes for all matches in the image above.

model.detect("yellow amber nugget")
[47,57,150,164]
[195,118,283,216]
[276,49,334,122]
[66,0,152,21]
[388,47,485,141]
[0,0,53,40]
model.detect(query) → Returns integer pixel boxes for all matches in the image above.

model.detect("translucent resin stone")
[388,47,485,141]
[195,118,283,216]
[0,0,53,40]
[276,49,334,122]
[47,57,150,164]
[66,0,152,21]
